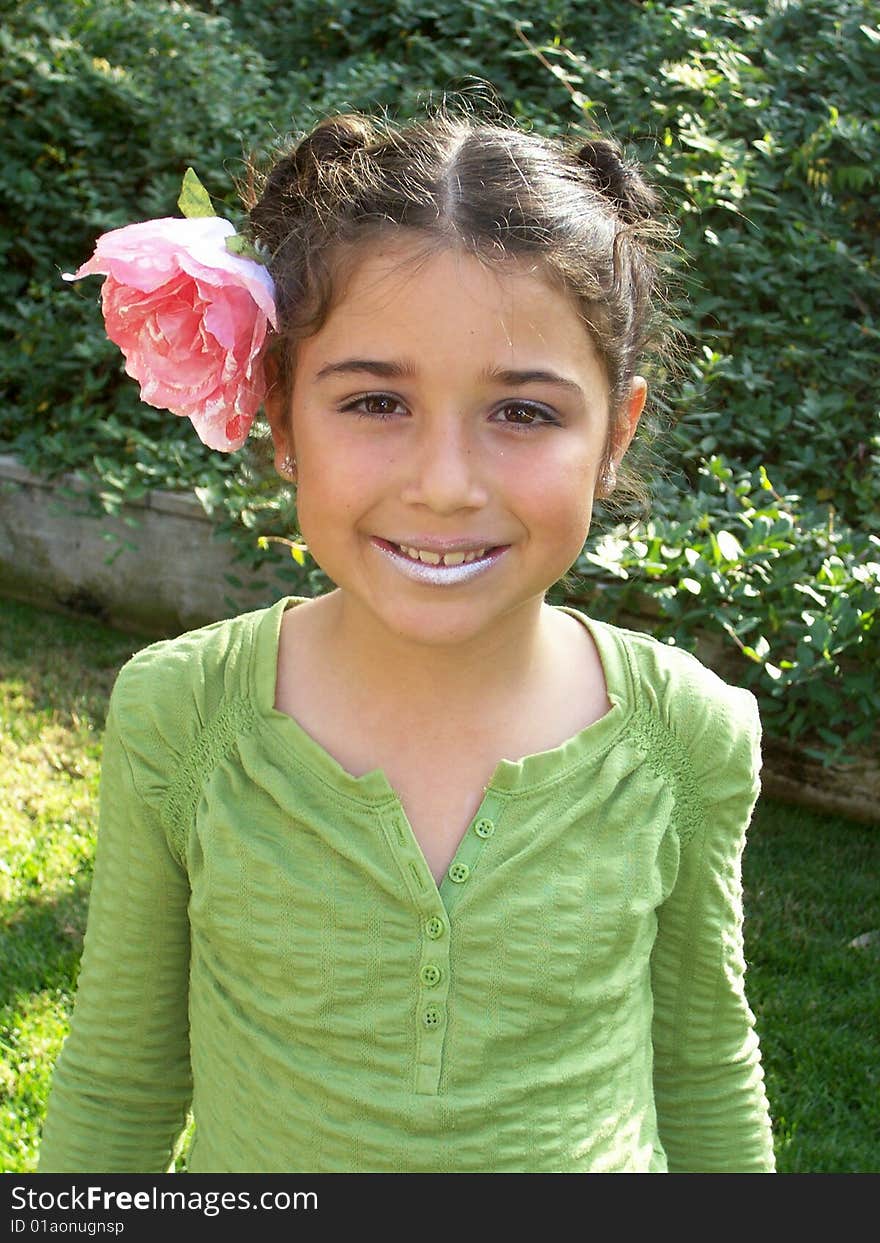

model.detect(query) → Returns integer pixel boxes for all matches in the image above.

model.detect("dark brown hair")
[244,103,674,512]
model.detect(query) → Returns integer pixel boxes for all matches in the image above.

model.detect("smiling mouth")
[372,538,509,583]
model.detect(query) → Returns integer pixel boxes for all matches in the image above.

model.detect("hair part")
[243,102,676,517]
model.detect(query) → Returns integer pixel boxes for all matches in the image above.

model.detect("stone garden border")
[0,453,270,637]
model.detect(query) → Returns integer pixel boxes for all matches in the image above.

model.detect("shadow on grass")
[743,796,880,1172]
[0,874,91,1010]
[0,595,148,736]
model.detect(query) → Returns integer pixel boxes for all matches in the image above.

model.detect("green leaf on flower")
[225,233,265,264]
[178,167,215,218]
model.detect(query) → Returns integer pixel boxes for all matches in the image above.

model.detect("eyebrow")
[315,359,416,383]
[313,358,585,397]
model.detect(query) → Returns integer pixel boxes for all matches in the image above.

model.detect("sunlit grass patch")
[0,598,144,1173]
[1,987,74,1174]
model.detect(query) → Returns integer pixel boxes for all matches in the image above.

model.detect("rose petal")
[70,214,276,450]
[202,293,243,351]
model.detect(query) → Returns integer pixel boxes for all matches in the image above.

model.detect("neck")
[317,588,552,716]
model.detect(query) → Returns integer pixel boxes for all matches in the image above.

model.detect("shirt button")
[474,817,495,838]
[422,1005,442,1029]
[425,916,445,940]
[448,862,470,884]
[420,964,442,988]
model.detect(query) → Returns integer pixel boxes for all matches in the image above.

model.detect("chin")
[373,590,549,651]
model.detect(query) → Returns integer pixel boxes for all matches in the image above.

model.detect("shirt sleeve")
[650,686,776,1173]
[38,670,193,1173]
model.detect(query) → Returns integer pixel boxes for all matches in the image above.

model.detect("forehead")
[304,235,606,383]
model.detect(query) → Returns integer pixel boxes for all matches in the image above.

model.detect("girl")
[38,107,775,1174]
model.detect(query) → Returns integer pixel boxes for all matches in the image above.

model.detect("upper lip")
[383,537,504,553]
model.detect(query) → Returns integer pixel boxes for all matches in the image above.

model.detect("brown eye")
[341,393,405,419]
[497,402,558,427]
[362,395,399,416]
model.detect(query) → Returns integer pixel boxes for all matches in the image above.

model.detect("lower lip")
[371,538,509,586]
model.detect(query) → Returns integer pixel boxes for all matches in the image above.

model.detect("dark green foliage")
[570,456,879,761]
[0,0,877,764]
[540,0,880,535]
[0,0,274,483]
[189,0,571,115]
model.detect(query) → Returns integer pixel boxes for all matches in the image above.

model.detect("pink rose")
[64,216,277,452]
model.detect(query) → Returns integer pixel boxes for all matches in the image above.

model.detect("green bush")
[538,0,880,535]
[568,457,879,762]
[190,0,571,116]
[0,0,876,763]
[0,0,274,488]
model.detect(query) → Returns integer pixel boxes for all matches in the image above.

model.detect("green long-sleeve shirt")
[39,595,775,1173]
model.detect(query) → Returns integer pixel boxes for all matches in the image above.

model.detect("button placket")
[415,894,452,1095]
[438,791,504,916]
[377,808,452,1094]
[414,794,504,1092]
[379,799,506,1095]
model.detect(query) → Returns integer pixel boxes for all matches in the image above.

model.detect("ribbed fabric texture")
[38,595,775,1173]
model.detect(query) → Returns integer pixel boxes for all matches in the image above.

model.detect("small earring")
[280,453,297,481]
[599,464,617,495]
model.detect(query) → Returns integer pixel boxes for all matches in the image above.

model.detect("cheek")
[293,437,384,547]
[513,446,598,537]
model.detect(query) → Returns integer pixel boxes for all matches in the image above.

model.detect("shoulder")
[111,603,267,712]
[105,601,278,796]
[585,614,762,799]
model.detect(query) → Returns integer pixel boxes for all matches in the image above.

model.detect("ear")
[595,377,647,500]
[262,349,296,476]
[612,376,647,467]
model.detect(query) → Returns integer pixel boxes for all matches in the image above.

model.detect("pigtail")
[247,114,376,250]
[244,113,384,352]
[574,138,659,227]
[296,114,376,170]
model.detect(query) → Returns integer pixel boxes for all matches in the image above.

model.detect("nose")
[399,416,490,514]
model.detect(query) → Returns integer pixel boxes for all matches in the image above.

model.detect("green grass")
[0,597,143,1173]
[0,595,877,1174]
[742,800,880,1173]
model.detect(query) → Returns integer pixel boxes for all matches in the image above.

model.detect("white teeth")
[379,540,504,585]
[396,544,488,565]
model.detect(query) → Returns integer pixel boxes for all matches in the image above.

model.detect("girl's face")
[266,237,645,650]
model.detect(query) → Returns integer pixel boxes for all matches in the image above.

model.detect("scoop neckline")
[252,594,634,799]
